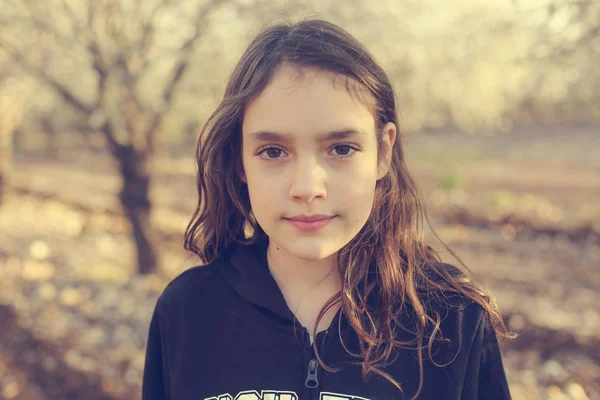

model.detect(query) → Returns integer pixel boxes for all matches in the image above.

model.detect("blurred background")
[0,0,598,399]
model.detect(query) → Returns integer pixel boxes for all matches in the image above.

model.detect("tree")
[512,0,600,123]
[0,0,235,274]
[530,0,599,59]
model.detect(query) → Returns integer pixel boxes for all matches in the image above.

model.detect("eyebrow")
[248,129,367,143]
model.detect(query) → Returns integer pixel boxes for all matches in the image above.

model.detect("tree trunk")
[115,145,161,275]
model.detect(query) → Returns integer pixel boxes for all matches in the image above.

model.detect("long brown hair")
[184,17,516,399]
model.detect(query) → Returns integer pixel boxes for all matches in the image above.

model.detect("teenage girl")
[142,18,516,400]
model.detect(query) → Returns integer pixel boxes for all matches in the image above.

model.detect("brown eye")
[333,145,353,156]
[257,147,284,160]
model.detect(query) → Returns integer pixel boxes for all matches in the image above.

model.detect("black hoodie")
[142,234,512,400]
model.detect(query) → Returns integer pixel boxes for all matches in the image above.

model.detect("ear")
[376,122,396,181]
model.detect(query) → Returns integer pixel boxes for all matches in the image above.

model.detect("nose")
[288,155,327,202]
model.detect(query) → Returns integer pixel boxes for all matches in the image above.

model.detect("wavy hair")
[184,18,516,399]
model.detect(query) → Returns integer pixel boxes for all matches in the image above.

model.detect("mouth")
[285,216,336,231]
[285,215,335,222]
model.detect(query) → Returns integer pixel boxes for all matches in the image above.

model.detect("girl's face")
[241,64,395,264]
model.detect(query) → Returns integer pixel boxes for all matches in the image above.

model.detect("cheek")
[333,166,378,209]
[247,179,279,212]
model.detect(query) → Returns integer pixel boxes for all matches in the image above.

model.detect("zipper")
[304,329,328,400]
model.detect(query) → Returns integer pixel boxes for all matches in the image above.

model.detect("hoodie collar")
[221,234,298,324]
[220,234,362,344]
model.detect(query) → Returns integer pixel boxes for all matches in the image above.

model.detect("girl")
[142,18,516,400]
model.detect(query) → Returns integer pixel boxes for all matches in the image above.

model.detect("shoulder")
[418,261,475,309]
[415,261,489,335]
[154,257,226,315]
[429,261,469,284]
[431,263,491,347]
[440,262,465,279]
[433,262,491,327]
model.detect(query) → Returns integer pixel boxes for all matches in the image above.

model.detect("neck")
[266,241,342,315]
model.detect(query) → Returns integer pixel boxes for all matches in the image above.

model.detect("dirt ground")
[0,123,598,400]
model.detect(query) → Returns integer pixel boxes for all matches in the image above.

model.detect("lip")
[285,215,335,232]
[286,214,335,222]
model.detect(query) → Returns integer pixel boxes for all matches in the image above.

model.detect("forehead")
[242,64,376,140]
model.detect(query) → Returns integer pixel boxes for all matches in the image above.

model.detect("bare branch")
[87,0,94,31]
[140,0,170,46]
[144,0,233,150]
[86,0,105,51]
[1,40,93,115]
[100,120,124,153]
[133,1,166,70]
[60,0,83,37]
[0,12,80,52]
[121,0,183,84]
